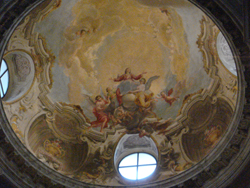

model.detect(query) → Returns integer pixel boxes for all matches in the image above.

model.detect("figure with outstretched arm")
[109,68,147,106]
[109,68,147,82]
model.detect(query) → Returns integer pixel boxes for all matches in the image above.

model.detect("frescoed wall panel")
[1,0,239,186]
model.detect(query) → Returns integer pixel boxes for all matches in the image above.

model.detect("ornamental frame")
[0,0,249,188]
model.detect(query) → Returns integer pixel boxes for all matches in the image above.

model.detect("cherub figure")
[157,80,186,106]
[157,89,177,106]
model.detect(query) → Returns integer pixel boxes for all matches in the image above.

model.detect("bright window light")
[138,165,157,179]
[119,167,137,180]
[118,153,157,180]
[0,59,9,98]
[119,153,138,167]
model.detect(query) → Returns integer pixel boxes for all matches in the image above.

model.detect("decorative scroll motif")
[37,147,63,171]
[197,16,219,73]
[203,125,222,147]
[10,115,24,142]
[12,54,31,81]
[37,34,55,89]
[0,1,248,188]
[196,15,238,108]
[43,139,65,158]
[3,0,237,186]
[41,0,62,21]
[36,138,65,171]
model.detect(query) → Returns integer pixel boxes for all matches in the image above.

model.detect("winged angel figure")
[129,76,159,108]
[82,74,160,133]
[157,80,186,106]
[83,94,111,133]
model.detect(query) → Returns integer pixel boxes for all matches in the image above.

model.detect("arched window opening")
[0,59,9,98]
[3,51,35,103]
[118,152,157,180]
[216,32,237,76]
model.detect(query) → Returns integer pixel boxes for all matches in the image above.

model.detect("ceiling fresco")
[2,0,238,186]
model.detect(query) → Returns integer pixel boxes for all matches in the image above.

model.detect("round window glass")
[118,153,157,180]
[0,59,9,98]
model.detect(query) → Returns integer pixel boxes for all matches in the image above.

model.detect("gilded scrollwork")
[197,15,238,108]
[0,0,245,188]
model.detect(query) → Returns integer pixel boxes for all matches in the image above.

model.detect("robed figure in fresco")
[110,68,147,82]
[129,78,157,109]
[87,95,110,133]
[110,68,147,106]
[83,67,176,135]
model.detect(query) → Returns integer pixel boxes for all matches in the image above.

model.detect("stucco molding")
[0,0,249,188]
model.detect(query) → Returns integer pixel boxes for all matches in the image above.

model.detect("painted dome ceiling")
[2,0,239,187]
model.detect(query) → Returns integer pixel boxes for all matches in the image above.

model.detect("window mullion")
[0,60,2,75]
[0,81,4,98]
[0,70,8,78]
[137,164,156,167]
[119,165,138,168]
[136,153,139,181]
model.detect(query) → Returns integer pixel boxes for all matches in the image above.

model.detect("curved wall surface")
[0,0,249,188]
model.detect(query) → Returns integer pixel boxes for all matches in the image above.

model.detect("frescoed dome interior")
[1,0,239,186]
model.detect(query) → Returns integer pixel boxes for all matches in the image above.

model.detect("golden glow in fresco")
[2,0,238,186]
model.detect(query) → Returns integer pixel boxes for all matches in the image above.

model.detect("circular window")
[118,153,157,180]
[0,59,9,98]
